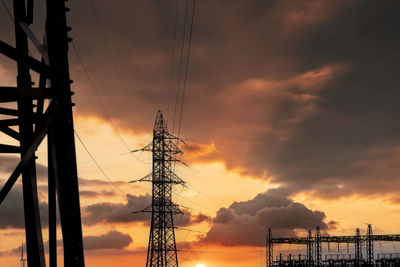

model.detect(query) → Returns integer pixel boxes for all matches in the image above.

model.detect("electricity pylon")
[20,241,27,267]
[0,0,85,266]
[131,111,185,267]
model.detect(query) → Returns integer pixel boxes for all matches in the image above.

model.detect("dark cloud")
[83,231,133,250]
[0,186,49,229]
[1,0,400,200]
[0,156,47,180]
[66,0,400,200]
[83,194,151,225]
[79,190,118,198]
[83,194,210,226]
[0,156,120,228]
[4,230,132,255]
[200,188,336,246]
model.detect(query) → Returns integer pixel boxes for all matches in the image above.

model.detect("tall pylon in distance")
[131,111,185,267]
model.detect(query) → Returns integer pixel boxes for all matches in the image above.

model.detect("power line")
[74,130,127,198]
[172,0,190,134]
[1,0,14,23]
[177,0,196,140]
[176,227,207,234]
[71,42,130,151]
[87,0,136,102]
[166,0,180,126]
[71,40,149,166]
[173,189,215,214]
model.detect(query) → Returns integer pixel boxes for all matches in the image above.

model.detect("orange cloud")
[182,141,219,163]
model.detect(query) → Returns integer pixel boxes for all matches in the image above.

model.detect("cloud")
[0,186,49,229]
[0,156,47,180]
[1,0,400,201]
[82,194,210,226]
[83,194,151,225]
[0,156,120,229]
[3,230,132,256]
[200,188,336,246]
[181,141,219,163]
[83,231,133,250]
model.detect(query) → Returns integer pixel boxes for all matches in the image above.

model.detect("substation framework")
[267,225,400,267]
[0,0,85,267]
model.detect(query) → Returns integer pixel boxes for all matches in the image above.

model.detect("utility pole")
[131,111,184,267]
[0,0,85,266]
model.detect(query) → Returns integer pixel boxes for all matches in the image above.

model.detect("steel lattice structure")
[0,0,84,266]
[267,225,400,267]
[132,111,185,267]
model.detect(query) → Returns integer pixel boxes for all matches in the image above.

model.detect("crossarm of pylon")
[170,203,184,215]
[130,142,153,153]
[131,203,152,214]
[129,172,152,183]
[165,140,183,154]
[168,171,185,185]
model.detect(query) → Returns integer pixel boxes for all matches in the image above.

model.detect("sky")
[1,0,400,266]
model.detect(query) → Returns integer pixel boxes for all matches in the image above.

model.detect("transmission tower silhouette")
[0,0,85,266]
[131,111,185,267]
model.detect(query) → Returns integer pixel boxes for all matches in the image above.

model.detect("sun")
[196,264,206,267]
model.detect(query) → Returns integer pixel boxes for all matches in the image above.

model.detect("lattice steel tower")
[132,111,185,267]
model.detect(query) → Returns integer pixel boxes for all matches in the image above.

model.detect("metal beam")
[0,107,19,116]
[0,86,54,102]
[0,40,51,76]
[0,104,54,205]
[45,0,85,265]
[0,144,20,153]
[0,126,20,140]
[0,119,20,127]
[267,228,273,267]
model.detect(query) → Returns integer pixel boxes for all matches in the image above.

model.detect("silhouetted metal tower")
[133,111,184,267]
[315,227,322,267]
[366,224,374,266]
[267,228,273,267]
[20,242,27,267]
[307,230,314,267]
[0,0,85,266]
[355,228,362,267]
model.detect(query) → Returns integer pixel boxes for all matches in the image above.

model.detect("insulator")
[67,37,73,42]
[71,103,76,107]
[69,79,73,84]
[70,91,75,96]
[66,26,72,32]
[65,7,70,12]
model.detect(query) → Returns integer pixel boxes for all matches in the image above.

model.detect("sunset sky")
[1,0,400,267]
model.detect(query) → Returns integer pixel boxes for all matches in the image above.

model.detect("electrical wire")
[166,0,180,126]
[176,227,207,234]
[172,0,190,134]
[173,189,215,214]
[74,130,127,198]
[1,0,14,24]
[71,41,130,151]
[71,40,148,166]
[87,0,135,101]
[176,0,196,140]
